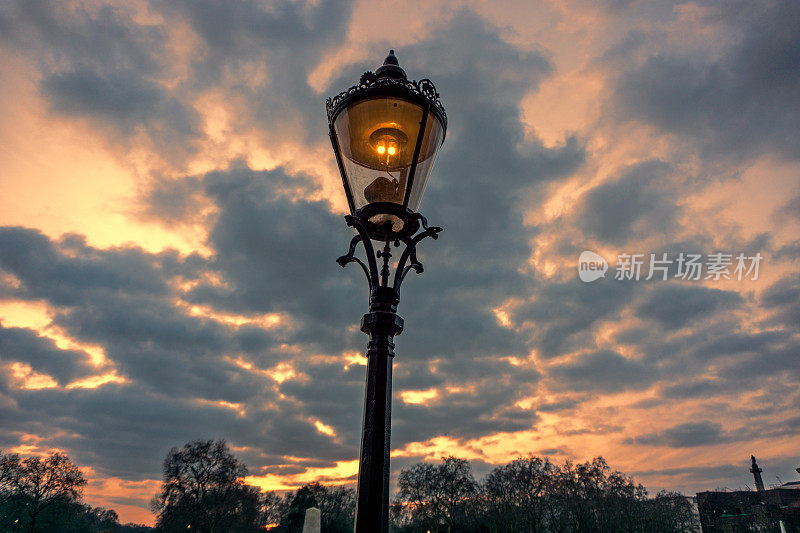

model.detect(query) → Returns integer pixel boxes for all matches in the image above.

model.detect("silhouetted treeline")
[0,450,149,533]
[262,454,697,532]
[390,456,699,533]
[3,443,699,533]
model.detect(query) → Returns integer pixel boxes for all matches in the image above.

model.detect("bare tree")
[392,462,439,531]
[644,491,699,533]
[262,491,290,529]
[306,482,356,533]
[484,456,554,533]
[393,456,479,532]
[152,439,261,532]
[0,451,21,497]
[14,452,87,532]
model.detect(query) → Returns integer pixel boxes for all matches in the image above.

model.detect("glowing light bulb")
[370,128,407,164]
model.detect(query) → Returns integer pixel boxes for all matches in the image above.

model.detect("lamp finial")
[376,49,405,79]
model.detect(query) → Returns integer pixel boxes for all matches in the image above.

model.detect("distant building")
[697,456,800,532]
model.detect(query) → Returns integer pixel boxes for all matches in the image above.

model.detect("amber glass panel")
[406,115,443,212]
[334,96,442,212]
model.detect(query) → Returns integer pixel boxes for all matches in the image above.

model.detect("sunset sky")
[1,0,799,526]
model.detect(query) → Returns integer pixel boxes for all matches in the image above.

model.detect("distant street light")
[326,50,447,533]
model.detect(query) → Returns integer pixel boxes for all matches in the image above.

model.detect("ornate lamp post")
[326,50,447,532]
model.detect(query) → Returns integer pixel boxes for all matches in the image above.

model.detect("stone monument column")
[750,455,765,492]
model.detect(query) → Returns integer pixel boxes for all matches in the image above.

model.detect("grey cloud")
[0,0,201,161]
[103,495,152,509]
[4,378,354,480]
[0,228,277,402]
[0,228,169,306]
[0,325,96,385]
[718,338,800,383]
[277,355,542,451]
[776,195,800,222]
[618,317,794,398]
[574,160,677,245]
[536,398,581,413]
[393,362,446,392]
[5,1,163,73]
[393,387,538,448]
[636,284,742,330]
[550,350,653,393]
[260,464,313,477]
[658,421,725,447]
[42,69,200,141]
[158,0,353,148]
[2,0,354,167]
[630,462,754,493]
[392,358,541,446]
[141,176,208,227]
[431,356,541,387]
[628,421,727,448]
[633,463,741,479]
[277,360,366,450]
[614,2,800,160]
[761,274,800,328]
[661,379,729,400]
[630,457,800,496]
[624,322,798,415]
[173,163,364,352]
[520,279,636,358]
[761,274,800,308]
[0,227,334,471]
[4,383,257,480]
[757,415,800,440]
[687,329,788,361]
[51,292,295,406]
[774,240,800,261]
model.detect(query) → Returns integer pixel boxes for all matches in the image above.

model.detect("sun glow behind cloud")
[5,361,128,391]
[8,362,58,390]
[246,459,360,492]
[0,57,201,255]
[399,388,439,405]
[0,299,120,375]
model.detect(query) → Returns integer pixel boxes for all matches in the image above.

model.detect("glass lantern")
[327,51,447,240]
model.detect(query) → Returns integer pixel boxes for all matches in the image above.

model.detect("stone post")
[302,507,321,533]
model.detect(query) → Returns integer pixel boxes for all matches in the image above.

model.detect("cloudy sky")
[1,0,798,525]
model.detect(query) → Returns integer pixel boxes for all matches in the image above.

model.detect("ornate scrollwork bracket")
[336,214,441,298]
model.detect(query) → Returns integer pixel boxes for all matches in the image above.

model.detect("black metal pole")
[337,216,440,533]
[354,285,403,533]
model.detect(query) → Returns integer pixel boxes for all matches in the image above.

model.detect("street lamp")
[326,50,447,533]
